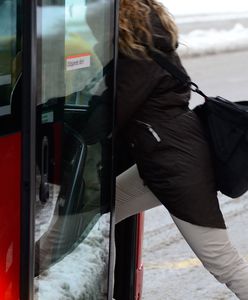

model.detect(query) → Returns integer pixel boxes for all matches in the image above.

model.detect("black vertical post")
[107,0,119,298]
[21,0,37,298]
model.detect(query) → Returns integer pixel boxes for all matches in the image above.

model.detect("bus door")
[0,0,117,299]
[34,0,116,299]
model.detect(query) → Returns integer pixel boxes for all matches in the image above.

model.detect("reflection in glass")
[0,0,21,114]
[35,0,114,298]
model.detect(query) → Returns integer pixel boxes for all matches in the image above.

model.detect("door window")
[35,0,115,298]
[0,0,22,118]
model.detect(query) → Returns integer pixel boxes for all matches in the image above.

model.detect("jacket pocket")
[129,120,162,154]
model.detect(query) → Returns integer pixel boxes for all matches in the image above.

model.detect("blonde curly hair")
[119,0,178,58]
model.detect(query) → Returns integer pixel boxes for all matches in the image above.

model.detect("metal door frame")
[21,0,37,298]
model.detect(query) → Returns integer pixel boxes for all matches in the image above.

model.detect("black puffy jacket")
[116,13,225,229]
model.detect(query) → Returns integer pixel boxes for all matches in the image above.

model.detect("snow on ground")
[159,0,248,58]
[35,213,110,300]
[35,183,59,241]
[178,24,248,57]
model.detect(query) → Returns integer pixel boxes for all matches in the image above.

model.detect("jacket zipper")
[136,120,161,142]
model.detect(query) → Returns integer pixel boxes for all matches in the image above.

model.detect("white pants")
[116,165,248,299]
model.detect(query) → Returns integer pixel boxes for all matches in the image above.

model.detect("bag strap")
[149,49,206,98]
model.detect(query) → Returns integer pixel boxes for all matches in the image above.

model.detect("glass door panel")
[35,0,115,298]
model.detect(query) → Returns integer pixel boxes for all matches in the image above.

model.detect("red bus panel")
[0,133,21,300]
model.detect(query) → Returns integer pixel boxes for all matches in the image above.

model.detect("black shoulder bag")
[151,50,248,198]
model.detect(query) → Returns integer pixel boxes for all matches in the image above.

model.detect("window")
[0,0,21,117]
[35,1,115,298]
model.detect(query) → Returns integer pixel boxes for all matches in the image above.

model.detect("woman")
[115,0,248,298]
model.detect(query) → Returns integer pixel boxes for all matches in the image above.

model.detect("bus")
[0,0,144,299]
